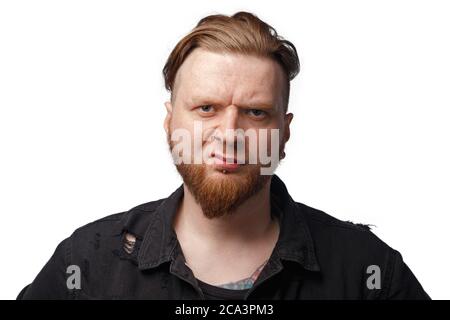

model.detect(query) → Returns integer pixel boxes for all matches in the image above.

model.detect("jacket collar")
[137,174,320,272]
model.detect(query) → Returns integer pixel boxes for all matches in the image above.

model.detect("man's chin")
[176,163,270,219]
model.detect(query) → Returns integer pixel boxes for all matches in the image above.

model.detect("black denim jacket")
[17,175,430,299]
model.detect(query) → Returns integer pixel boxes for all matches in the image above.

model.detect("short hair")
[162,11,300,111]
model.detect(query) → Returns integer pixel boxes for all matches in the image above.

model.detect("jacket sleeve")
[17,238,71,300]
[385,249,431,300]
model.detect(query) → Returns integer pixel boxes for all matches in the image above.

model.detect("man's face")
[164,48,293,218]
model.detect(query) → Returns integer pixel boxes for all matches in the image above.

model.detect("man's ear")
[164,101,173,135]
[283,113,294,143]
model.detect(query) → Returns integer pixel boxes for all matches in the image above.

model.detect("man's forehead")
[174,49,285,108]
[179,49,282,81]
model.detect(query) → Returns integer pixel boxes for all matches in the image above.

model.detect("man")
[18,11,430,300]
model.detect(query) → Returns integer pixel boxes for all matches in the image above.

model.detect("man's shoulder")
[70,198,165,239]
[62,198,168,265]
[18,198,168,299]
[293,202,430,299]
[298,201,375,233]
[295,201,393,258]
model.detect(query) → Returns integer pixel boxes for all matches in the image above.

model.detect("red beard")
[167,125,285,219]
[174,162,270,219]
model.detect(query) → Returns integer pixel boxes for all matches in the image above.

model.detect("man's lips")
[214,153,237,163]
[212,153,241,171]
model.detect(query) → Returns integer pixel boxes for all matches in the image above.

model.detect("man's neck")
[172,177,281,285]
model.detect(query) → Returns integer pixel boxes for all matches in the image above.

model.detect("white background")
[0,0,449,299]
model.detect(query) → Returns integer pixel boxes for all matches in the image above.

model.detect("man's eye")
[247,109,267,118]
[199,105,214,113]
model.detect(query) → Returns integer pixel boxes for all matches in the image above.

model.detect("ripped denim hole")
[123,232,136,254]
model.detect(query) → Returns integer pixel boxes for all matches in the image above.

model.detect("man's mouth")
[212,152,241,172]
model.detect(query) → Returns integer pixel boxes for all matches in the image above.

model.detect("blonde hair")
[162,11,300,111]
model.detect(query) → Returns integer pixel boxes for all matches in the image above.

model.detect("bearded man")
[18,11,429,300]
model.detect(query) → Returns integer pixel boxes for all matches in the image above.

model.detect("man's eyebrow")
[239,102,275,110]
[189,95,275,110]
[189,95,223,105]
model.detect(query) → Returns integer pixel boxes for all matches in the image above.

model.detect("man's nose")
[219,105,241,145]
[220,105,240,131]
